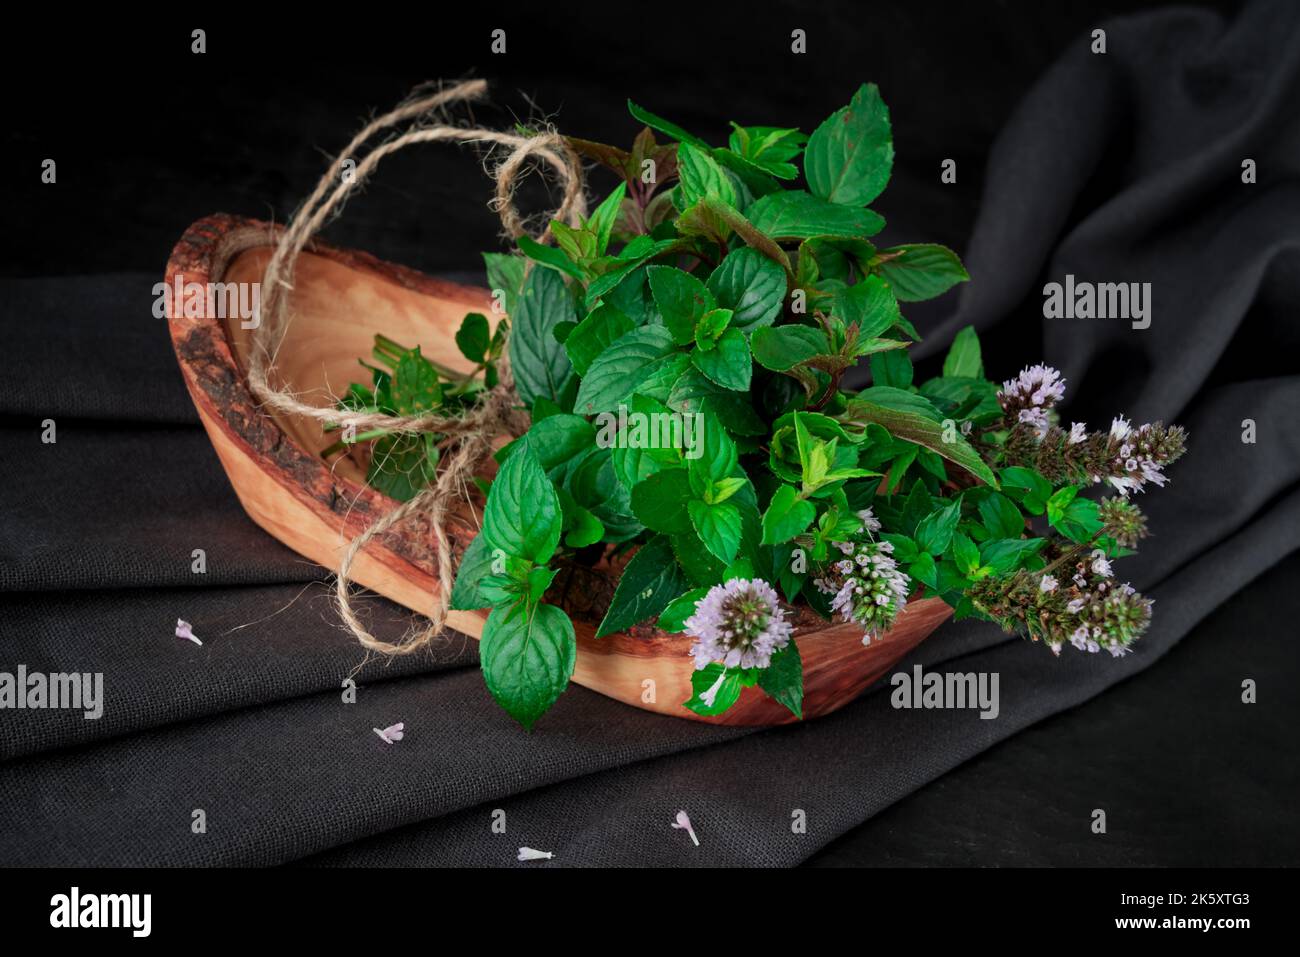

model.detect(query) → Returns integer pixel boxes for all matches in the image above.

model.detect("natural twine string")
[246,79,587,655]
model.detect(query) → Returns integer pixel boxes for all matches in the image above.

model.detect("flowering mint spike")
[813,509,911,644]
[684,578,793,671]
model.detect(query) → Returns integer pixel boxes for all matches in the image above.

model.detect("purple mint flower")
[1000,364,1066,409]
[684,578,793,671]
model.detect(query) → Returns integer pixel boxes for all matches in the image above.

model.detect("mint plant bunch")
[337,84,1186,729]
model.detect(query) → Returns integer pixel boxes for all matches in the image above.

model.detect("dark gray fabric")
[2,2,1297,865]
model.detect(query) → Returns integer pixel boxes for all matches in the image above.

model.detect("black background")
[3,0,1296,868]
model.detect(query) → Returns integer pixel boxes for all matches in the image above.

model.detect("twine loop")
[245,79,586,654]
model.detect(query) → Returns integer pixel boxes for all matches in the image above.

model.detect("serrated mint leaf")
[449,532,496,610]
[517,233,584,281]
[676,141,738,209]
[978,492,1024,540]
[689,499,742,564]
[747,190,885,240]
[870,348,913,388]
[686,415,739,498]
[728,123,807,179]
[647,265,716,345]
[833,275,901,340]
[876,244,970,302]
[480,601,576,730]
[951,530,981,576]
[573,326,677,415]
[597,534,691,637]
[683,663,742,716]
[483,252,525,315]
[804,82,893,207]
[483,444,562,564]
[586,182,627,256]
[657,587,709,633]
[455,312,490,364]
[914,497,962,556]
[761,484,816,545]
[630,468,695,534]
[564,303,636,376]
[758,640,803,719]
[509,267,576,409]
[942,325,983,378]
[691,327,751,391]
[569,448,643,543]
[706,248,787,331]
[750,324,830,371]
[980,537,1046,574]
[844,389,997,487]
[666,365,766,436]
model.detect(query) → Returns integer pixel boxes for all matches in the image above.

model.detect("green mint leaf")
[691,327,751,391]
[675,141,738,209]
[870,348,913,388]
[630,467,695,534]
[568,447,643,543]
[876,243,969,302]
[914,496,962,556]
[683,663,742,716]
[509,267,577,409]
[747,190,885,240]
[728,123,807,179]
[482,252,526,315]
[978,492,1024,540]
[750,324,830,371]
[689,499,743,564]
[483,444,563,565]
[1046,485,1080,525]
[1000,466,1053,515]
[647,265,717,346]
[626,100,710,149]
[550,221,598,266]
[449,533,497,610]
[757,640,803,719]
[586,182,627,256]
[390,347,442,414]
[833,274,901,340]
[573,326,677,415]
[951,530,982,576]
[366,433,438,502]
[909,551,938,589]
[804,82,893,207]
[454,312,490,364]
[761,484,816,545]
[881,532,920,564]
[1056,496,1104,544]
[596,534,691,637]
[686,415,739,498]
[694,307,733,349]
[667,365,767,436]
[480,600,576,730]
[843,389,998,487]
[941,325,983,378]
[980,537,1046,574]
[658,587,710,633]
[516,233,584,281]
[564,303,636,376]
[705,247,787,331]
